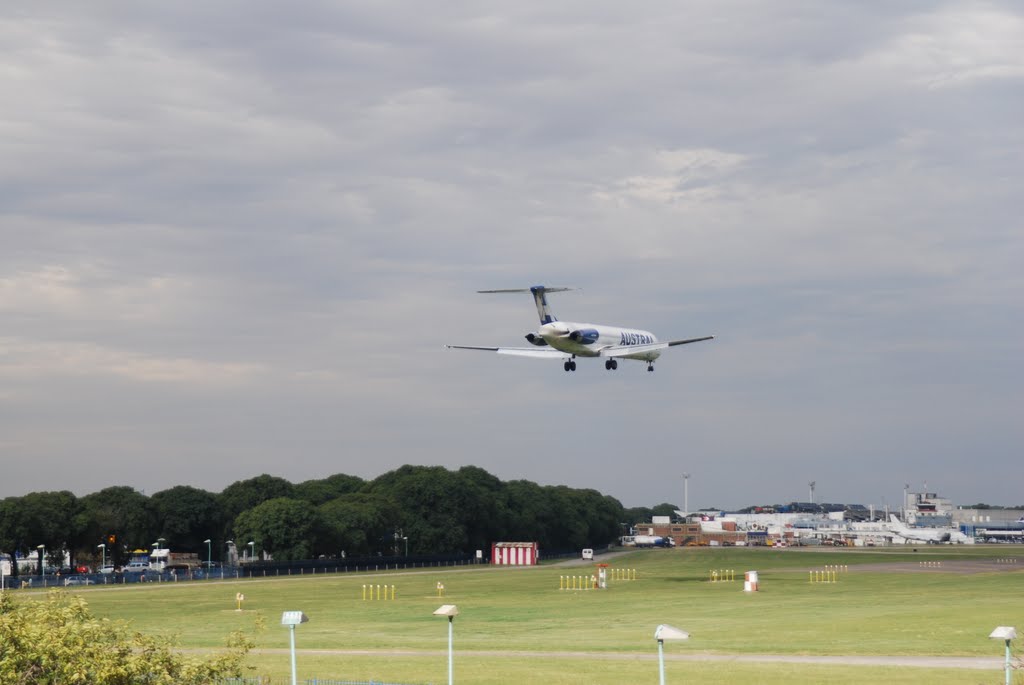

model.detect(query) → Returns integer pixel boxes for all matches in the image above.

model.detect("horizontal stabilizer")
[477,287,576,294]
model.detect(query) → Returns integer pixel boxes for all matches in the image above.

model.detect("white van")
[581,548,594,560]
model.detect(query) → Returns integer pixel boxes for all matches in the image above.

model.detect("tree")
[74,487,155,568]
[364,466,472,554]
[651,502,681,519]
[0,591,256,685]
[318,493,399,556]
[623,507,653,527]
[18,491,81,570]
[0,497,27,577]
[150,486,223,554]
[218,475,295,538]
[232,498,322,561]
[294,474,365,506]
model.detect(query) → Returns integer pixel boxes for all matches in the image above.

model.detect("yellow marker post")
[235,592,245,611]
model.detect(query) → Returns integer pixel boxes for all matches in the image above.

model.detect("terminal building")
[631,490,1024,547]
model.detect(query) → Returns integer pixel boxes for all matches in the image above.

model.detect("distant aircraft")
[887,515,968,544]
[445,285,713,372]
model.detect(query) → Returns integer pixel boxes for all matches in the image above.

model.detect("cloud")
[0,2,1021,507]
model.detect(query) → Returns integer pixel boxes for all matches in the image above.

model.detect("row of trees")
[0,465,634,573]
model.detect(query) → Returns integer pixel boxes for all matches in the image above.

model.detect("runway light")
[654,624,690,685]
[989,626,1016,685]
[434,605,459,685]
[281,611,309,685]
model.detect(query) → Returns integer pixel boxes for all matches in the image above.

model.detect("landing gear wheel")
[570,360,577,371]
[647,362,654,372]
[563,361,571,372]
[611,359,618,370]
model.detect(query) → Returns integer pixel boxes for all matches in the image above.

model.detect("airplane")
[886,515,968,544]
[445,285,713,372]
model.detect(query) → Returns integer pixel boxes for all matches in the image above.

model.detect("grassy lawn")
[22,546,1024,684]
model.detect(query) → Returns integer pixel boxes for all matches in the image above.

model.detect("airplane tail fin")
[477,286,576,325]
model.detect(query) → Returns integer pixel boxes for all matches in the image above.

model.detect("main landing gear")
[647,361,655,372]
[563,358,577,372]
[604,359,618,371]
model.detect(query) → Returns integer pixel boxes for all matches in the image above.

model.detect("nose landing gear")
[647,361,655,372]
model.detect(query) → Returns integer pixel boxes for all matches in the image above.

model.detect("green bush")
[0,591,258,685]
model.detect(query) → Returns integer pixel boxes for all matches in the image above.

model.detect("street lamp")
[281,611,308,685]
[683,473,690,517]
[37,545,45,576]
[654,624,689,685]
[247,541,255,562]
[403,536,409,557]
[989,626,1017,685]
[433,604,459,685]
[203,539,212,569]
[97,543,106,570]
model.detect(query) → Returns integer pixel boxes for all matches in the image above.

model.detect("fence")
[2,554,486,590]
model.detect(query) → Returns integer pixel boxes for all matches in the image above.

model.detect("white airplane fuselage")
[537,321,662,361]
[446,285,713,372]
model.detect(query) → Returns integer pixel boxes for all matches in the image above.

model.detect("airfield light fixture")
[654,624,690,685]
[683,473,690,516]
[281,611,308,685]
[989,626,1017,685]
[433,605,459,685]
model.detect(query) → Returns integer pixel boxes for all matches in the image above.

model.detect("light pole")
[203,539,212,568]
[37,544,45,576]
[654,624,690,685]
[247,541,255,562]
[281,611,308,685]
[433,604,459,685]
[403,536,409,557]
[683,473,690,517]
[97,543,106,570]
[989,626,1016,685]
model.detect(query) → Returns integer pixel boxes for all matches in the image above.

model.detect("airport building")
[631,490,1024,547]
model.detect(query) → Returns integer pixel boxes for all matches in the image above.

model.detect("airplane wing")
[598,335,714,358]
[445,345,570,359]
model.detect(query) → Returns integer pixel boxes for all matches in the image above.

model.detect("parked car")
[63,575,94,586]
[99,565,116,574]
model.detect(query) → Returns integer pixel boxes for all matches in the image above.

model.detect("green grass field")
[22,546,1024,684]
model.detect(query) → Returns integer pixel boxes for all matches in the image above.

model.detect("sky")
[1,2,1021,510]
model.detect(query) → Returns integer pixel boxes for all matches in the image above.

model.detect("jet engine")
[524,333,549,346]
[568,329,600,344]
